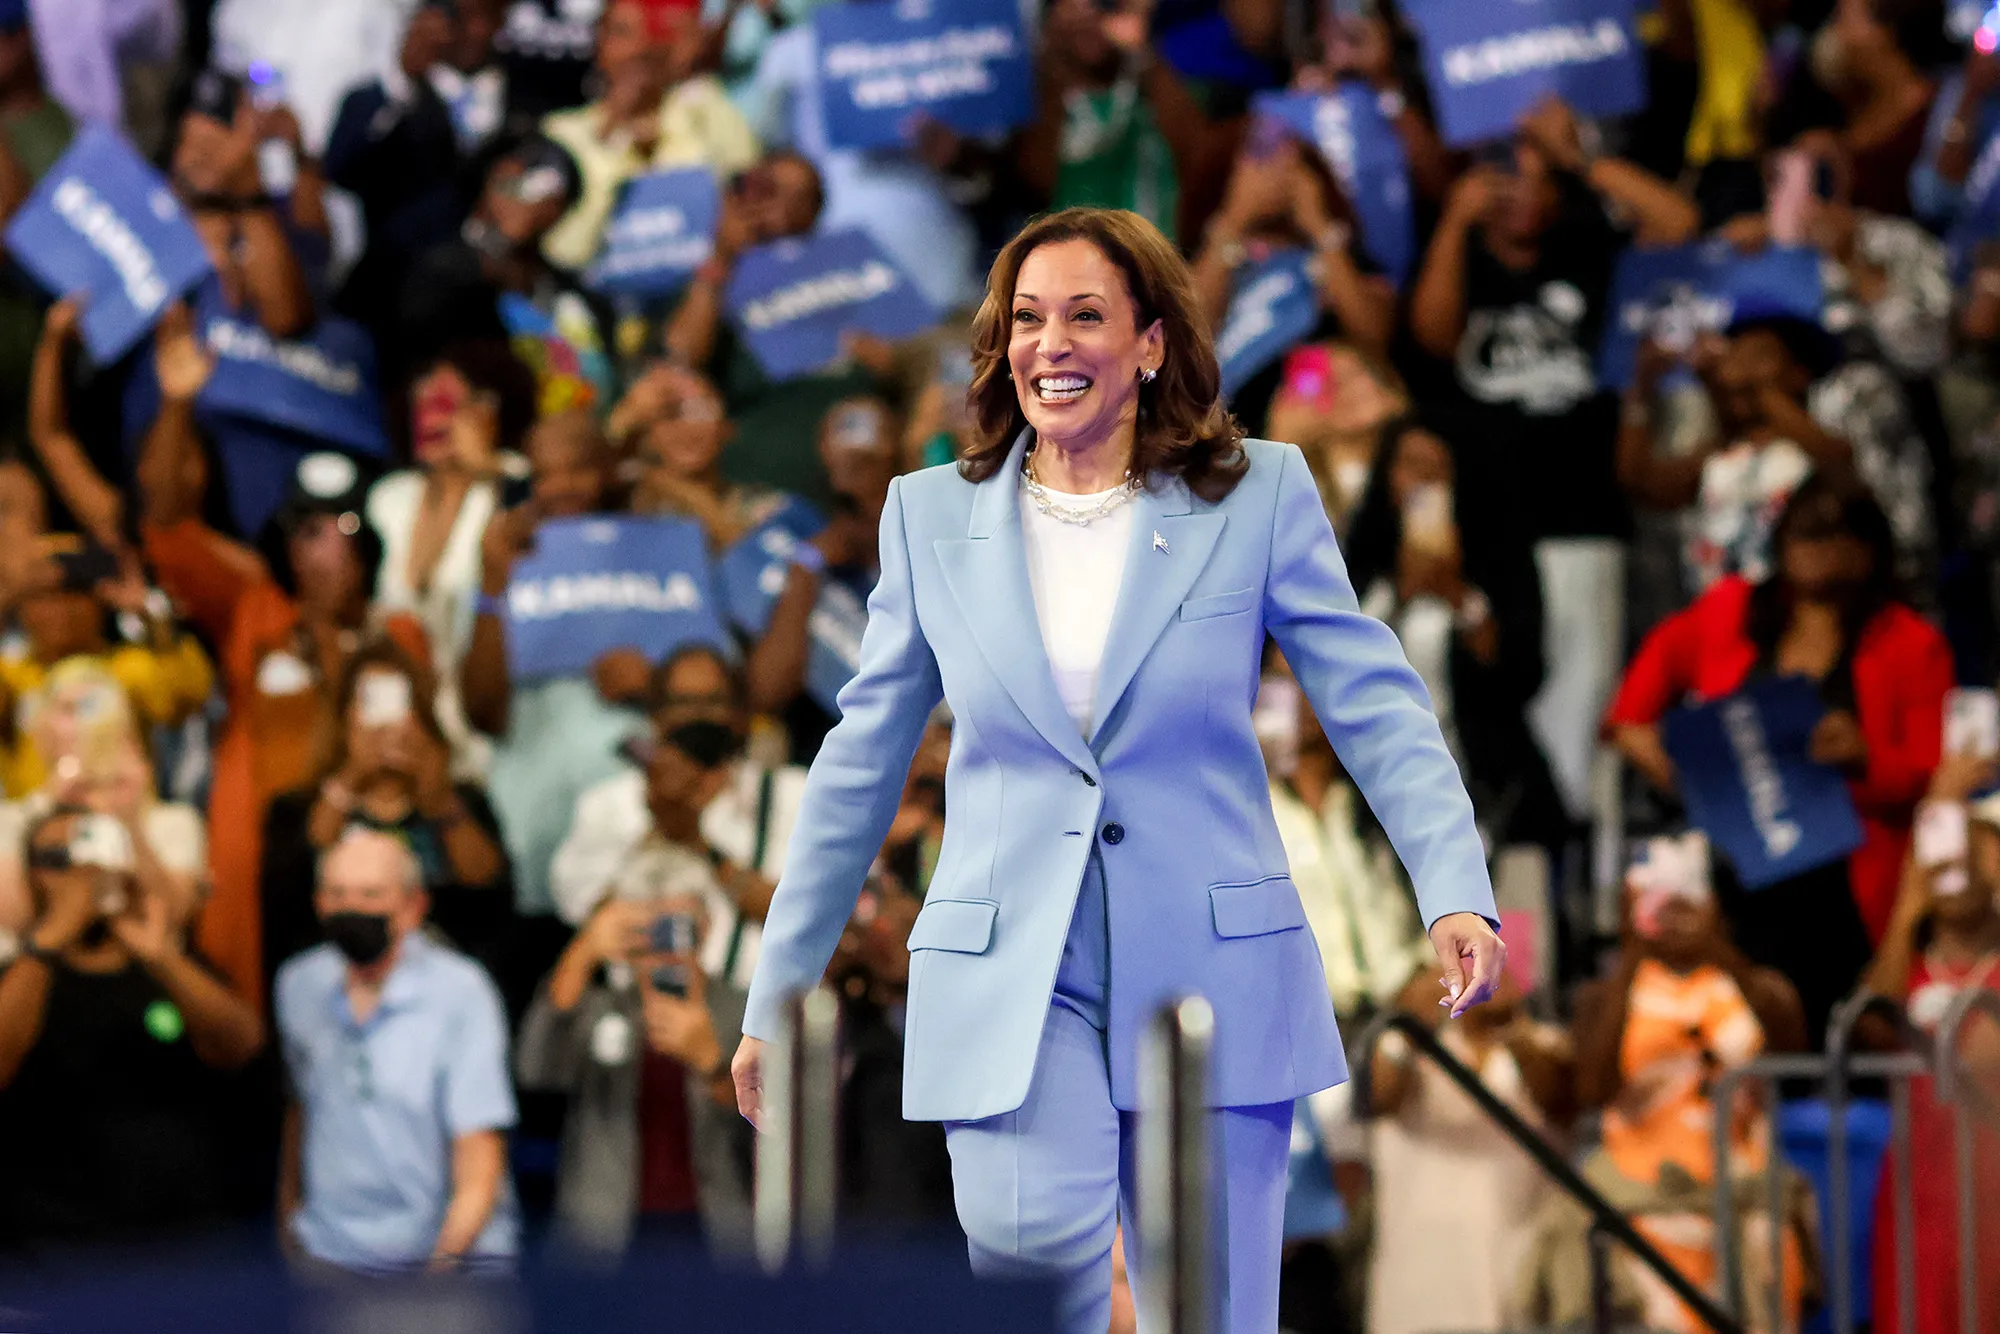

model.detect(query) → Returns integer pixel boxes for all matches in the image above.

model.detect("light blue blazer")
[741,433,1497,1122]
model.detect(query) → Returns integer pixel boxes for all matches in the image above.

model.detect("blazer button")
[1081,773,1097,787]
[1101,822,1124,845]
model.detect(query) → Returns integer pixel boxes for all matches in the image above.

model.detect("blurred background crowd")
[0,0,1996,1330]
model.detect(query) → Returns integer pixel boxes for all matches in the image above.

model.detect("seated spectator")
[1622,312,1934,596]
[550,644,799,990]
[1192,129,1395,363]
[1410,95,1699,825]
[1261,342,1410,534]
[399,133,613,413]
[1342,415,1567,848]
[1256,656,1427,1018]
[462,411,644,998]
[1606,475,1952,1034]
[367,339,540,777]
[1545,854,1812,1334]
[325,3,489,334]
[169,68,323,338]
[276,828,517,1275]
[261,639,512,997]
[1367,969,1573,1334]
[0,802,263,1251]
[131,310,431,1003]
[539,0,758,271]
[430,0,514,153]
[1858,765,2000,1334]
[0,659,208,948]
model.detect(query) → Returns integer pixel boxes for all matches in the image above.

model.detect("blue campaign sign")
[815,0,1032,151]
[1251,87,1416,286]
[586,168,720,298]
[503,516,731,682]
[725,228,941,382]
[1216,249,1321,400]
[4,124,213,363]
[1662,675,1864,890]
[195,297,390,456]
[717,500,830,637]
[1597,240,1823,389]
[1399,0,1647,148]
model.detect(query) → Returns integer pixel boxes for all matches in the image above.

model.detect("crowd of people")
[0,0,1994,1330]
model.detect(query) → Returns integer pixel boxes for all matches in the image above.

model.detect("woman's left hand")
[1428,911,1506,1019]
[1809,709,1868,769]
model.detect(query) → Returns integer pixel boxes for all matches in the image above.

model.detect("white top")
[1018,474,1134,737]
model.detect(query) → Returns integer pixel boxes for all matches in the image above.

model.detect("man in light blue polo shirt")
[276,828,519,1274]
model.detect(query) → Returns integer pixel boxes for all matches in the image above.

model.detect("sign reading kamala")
[196,295,390,455]
[1662,675,1863,890]
[725,228,940,381]
[587,168,720,298]
[716,504,872,715]
[1399,0,1645,148]
[1217,249,1321,400]
[1251,88,1416,286]
[5,125,213,363]
[815,0,1032,150]
[1596,240,1824,389]
[503,516,729,682]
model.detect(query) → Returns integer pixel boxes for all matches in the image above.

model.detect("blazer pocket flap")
[1209,876,1308,938]
[907,898,999,954]
[1179,586,1257,622]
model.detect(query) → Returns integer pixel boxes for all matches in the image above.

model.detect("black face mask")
[323,911,394,967]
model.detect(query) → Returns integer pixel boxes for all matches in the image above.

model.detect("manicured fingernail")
[1438,998,1451,1008]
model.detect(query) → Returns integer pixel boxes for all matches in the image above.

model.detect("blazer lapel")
[1088,476,1225,747]
[934,431,1099,775]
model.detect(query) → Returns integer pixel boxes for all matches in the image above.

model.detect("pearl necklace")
[1021,453,1141,527]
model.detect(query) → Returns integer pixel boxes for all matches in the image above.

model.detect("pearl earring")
[1139,366,1158,384]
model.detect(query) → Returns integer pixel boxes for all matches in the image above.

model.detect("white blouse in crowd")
[366,467,510,781]
[1017,474,1135,738]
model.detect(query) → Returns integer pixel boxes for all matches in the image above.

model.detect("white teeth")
[1034,374,1090,403]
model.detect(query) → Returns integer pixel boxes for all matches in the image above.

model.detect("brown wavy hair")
[959,208,1247,502]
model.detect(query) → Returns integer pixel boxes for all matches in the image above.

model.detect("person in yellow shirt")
[540,0,760,271]
[0,543,214,799]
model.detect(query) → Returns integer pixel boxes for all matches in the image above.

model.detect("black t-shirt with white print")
[1448,172,1630,542]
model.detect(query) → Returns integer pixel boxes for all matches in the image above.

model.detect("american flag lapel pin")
[1152,530,1169,554]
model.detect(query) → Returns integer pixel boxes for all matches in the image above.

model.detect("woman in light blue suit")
[733,208,1505,1332]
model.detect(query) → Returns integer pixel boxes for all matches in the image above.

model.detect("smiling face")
[1006,239,1163,458]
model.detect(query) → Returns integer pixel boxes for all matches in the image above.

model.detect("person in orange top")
[135,310,429,1006]
[1572,838,1812,1332]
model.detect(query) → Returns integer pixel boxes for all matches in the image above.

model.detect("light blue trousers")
[942,853,1292,1334]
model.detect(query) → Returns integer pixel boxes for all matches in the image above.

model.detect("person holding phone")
[521,713,751,1258]
[1340,415,1568,850]
[733,207,1504,1334]
[0,803,264,1252]
[1858,770,2000,1334]
[259,641,511,996]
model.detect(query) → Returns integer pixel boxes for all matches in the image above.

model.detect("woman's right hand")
[733,1035,765,1128]
[580,899,653,966]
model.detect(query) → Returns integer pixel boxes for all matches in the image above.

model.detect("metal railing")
[1934,986,2000,1334]
[752,987,841,1275]
[1137,996,1217,1334]
[1354,1011,1744,1334]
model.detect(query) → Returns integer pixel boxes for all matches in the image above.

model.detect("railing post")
[1823,991,1907,1334]
[1138,995,1215,1334]
[1934,986,2000,1334]
[1587,1221,1616,1334]
[752,987,840,1275]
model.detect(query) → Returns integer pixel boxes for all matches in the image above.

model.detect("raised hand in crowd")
[28,295,128,555]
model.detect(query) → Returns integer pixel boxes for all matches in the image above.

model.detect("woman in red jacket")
[1605,474,1953,1043]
